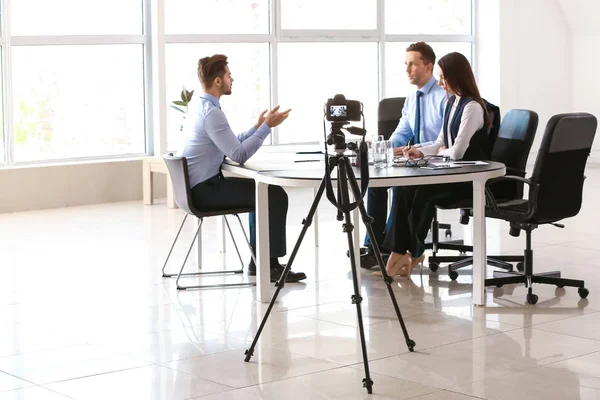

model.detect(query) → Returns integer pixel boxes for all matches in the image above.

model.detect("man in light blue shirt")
[178,54,306,282]
[360,42,447,268]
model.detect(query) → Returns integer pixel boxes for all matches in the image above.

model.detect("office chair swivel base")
[162,214,256,290]
[428,254,519,280]
[485,270,588,304]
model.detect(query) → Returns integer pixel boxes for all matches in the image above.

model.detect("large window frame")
[0,0,149,166]
[0,0,475,165]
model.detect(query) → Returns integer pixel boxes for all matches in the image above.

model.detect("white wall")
[498,0,573,157]
[492,0,600,164]
[0,160,166,213]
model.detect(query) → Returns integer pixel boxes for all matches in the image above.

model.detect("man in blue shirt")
[360,42,447,268]
[178,54,306,282]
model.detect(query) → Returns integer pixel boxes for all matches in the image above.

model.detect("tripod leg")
[344,159,416,352]
[244,179,327,362]
[337,160,373,394]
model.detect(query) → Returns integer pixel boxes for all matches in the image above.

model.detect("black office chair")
[425,100,503,265]
[428,109,539,279]
[161,154,256,290]
[378,97,406,140]
[484,112,597,304]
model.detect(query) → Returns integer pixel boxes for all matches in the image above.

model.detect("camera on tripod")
[325,94,362,123]
[323,94,367,150]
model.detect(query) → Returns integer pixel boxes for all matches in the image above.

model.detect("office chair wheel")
[516,262,524,272]
[556,284,565,288]
[496,284,504,288]
[449,271,459,281]
[429,262,439,272]
[578,288,589,299]
[526,293,539,305]
[555,287,566,297]
[445,229,452,238]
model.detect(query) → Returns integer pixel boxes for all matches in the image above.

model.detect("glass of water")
[373,140,387,169]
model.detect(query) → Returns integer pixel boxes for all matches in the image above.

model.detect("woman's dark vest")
[443,95,488,161]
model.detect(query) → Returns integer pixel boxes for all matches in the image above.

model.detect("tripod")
[243,146,416,394]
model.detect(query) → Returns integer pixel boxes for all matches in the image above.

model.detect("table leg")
[143,160,153,205]
[166,174,177,209]
[217,216,227,253]
[256,181,271,302]
[196,217,202,269]
[472,179,487,306]
[313,187,319,248]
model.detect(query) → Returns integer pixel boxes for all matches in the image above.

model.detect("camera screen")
[330,105,347,117]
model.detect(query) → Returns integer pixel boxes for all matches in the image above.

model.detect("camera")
[324,94,362,122]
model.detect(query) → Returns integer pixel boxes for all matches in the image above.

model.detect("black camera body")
[324,94,362,122]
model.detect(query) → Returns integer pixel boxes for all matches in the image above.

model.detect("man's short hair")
[406,42,436,66]
[197,54,228,89]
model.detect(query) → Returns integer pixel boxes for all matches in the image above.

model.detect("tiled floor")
[1,167,600,399]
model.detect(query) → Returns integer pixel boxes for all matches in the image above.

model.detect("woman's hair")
[437,52,490,128]
[197,54,228,89]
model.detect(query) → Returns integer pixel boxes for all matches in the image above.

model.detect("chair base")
[485,270,588,304]
[162,214,256,290]
[428,255,518,280]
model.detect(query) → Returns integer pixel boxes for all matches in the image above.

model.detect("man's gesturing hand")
[265,105,292,128]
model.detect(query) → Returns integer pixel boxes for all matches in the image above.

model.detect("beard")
[221,83,232,96]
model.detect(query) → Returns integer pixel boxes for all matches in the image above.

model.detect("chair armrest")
[485,175,540,219]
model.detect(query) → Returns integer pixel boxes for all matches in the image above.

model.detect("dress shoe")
[248,260,307,283]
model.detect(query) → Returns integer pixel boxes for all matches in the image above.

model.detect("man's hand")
[404,148,424,159]
[254,109,268,130]
[393,146,407,156]
[265,105,292,128]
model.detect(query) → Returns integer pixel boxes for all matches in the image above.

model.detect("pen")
[453,161,476,165]
[294,159,320,163]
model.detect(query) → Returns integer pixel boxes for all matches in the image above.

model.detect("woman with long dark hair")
[376,52,491,278]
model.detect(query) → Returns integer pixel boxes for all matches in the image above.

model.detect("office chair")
[484,112,597,304]
[378,97,406,140]
[161,153,256,290]
[425,100,504,267]
[428,109,539,279]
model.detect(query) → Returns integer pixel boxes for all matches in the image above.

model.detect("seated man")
[177,54,306,282]
[360,42,447,268]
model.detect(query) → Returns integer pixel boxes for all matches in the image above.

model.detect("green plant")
[170,87,194,114]
[170,87,194,131]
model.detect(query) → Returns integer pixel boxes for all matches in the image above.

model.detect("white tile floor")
[1,167,600,399]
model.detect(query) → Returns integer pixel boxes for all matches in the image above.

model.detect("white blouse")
[420,96,484,160]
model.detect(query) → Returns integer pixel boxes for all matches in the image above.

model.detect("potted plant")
[170,87,194,131]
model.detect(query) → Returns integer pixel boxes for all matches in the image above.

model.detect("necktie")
[414,91,423,145]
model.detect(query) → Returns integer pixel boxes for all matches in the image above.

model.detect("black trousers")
[363,186,399,249]
[382,183,472,257]
[190,177,288,258]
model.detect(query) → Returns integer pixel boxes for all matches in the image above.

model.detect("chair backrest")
[378,97,405,140]
[163,153,198,216]
[530,113,597,223]
[484,99,502,157]
[488,109,539,199]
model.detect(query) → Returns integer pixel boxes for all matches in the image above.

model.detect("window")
[277,43,378,143]
[385,0,472,35]
[1,0,146,164]
[12,45,145,161]
[280,0,376,30]
[165,43,270,151]
[11,0,143,35]
[165,0,269,34]
[385,42,472,98]
[0,0,474,165]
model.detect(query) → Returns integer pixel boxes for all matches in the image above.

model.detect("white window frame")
[0,0,475,164]
[0,0,148,166]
